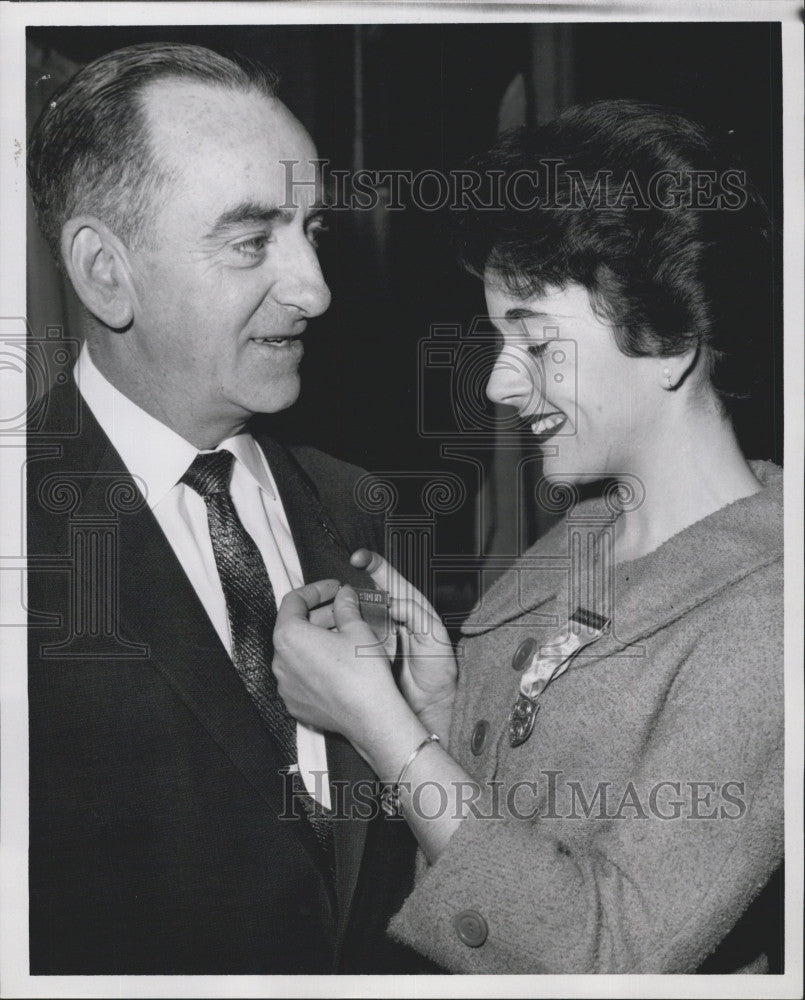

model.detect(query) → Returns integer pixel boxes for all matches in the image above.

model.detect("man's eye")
[232,235,269,258]
[306,222,330,250]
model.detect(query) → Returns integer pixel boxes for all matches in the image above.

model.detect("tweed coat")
[389,461,784,974]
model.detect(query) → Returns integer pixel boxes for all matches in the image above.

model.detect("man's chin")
[243,377,302,418]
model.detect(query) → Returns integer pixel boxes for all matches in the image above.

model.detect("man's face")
[113,79,330,445]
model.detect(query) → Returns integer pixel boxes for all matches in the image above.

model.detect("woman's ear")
[659,344,701,392]
[60,216,136,330]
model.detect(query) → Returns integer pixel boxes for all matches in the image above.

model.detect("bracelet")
[380,734,440,817]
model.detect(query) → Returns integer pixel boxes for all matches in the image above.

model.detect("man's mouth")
[250,334,301,348]
[528,410,567,436]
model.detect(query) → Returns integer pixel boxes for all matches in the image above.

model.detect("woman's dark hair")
[454,99,776,405]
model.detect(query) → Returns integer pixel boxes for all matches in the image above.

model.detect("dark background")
[27,22,784,606]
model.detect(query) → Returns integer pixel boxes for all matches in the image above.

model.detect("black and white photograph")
[0,2,802,997]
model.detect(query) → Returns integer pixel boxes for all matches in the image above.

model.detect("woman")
[272,100,783,974]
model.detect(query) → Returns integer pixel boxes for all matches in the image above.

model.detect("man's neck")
[85,338,246,450]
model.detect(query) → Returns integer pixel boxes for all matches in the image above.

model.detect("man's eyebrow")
[205,202,294,239]
[206,201,329,240]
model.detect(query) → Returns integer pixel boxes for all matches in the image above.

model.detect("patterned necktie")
[181,449,333,868]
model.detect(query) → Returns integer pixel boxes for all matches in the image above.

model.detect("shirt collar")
[216,432,278,501]
[74,344,276,508]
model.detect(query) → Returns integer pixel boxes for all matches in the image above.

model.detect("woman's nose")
[486,346,544,410]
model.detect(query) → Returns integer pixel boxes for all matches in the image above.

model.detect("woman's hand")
[272,579,408,755]
[274,569,471,865]
[351,549,458,737]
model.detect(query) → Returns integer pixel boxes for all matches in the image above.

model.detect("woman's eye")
[527,341,551,358]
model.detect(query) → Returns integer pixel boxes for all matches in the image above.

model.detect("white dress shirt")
[74,344,331,807]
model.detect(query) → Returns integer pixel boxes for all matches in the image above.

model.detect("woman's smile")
[528,409,568,436]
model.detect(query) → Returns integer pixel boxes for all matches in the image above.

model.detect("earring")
[662,367,673,389]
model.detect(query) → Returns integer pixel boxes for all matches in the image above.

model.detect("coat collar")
[462,462,783,649]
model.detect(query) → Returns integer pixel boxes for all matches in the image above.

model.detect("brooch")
[507,608,609,748]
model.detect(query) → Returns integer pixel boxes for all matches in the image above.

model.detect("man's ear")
[60,217,136,330]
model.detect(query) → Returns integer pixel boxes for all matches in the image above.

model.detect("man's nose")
[486,346,543,409]
[273,237,332,319]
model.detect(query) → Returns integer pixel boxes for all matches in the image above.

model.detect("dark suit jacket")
[27,377,427,975]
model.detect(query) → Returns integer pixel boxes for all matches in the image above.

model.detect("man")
[26,41,421,975]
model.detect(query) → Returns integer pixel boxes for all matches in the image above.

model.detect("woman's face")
[484,277,665,483]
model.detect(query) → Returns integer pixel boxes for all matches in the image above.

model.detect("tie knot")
[181,449,235,499]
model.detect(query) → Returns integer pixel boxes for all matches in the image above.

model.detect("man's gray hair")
[27,41,279,266]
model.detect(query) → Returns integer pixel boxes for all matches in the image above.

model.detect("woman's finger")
[386,594,443,638]
[350,549,437,617]
[309,604,336,630]
[332,584,374,636]
[275,578,341,628]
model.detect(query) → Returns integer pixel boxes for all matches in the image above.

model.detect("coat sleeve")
[387,587,785,973]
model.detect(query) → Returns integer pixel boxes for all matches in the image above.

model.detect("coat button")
[470,719,489,755]
[511,637,538,671]
[454,909,488,947]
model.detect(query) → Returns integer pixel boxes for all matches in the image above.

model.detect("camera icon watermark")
[0,317,80,437]
[418,316,577,446]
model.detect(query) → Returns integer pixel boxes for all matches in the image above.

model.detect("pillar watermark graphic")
[1,318,80,633]
[352,469,466,651]
[32,471,150,659]
[3,318,150,659]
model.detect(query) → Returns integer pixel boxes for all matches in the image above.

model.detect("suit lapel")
[44,380,381,922]
[257,436,366,584]
[44,383,331,882]
[255,435,376,927]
